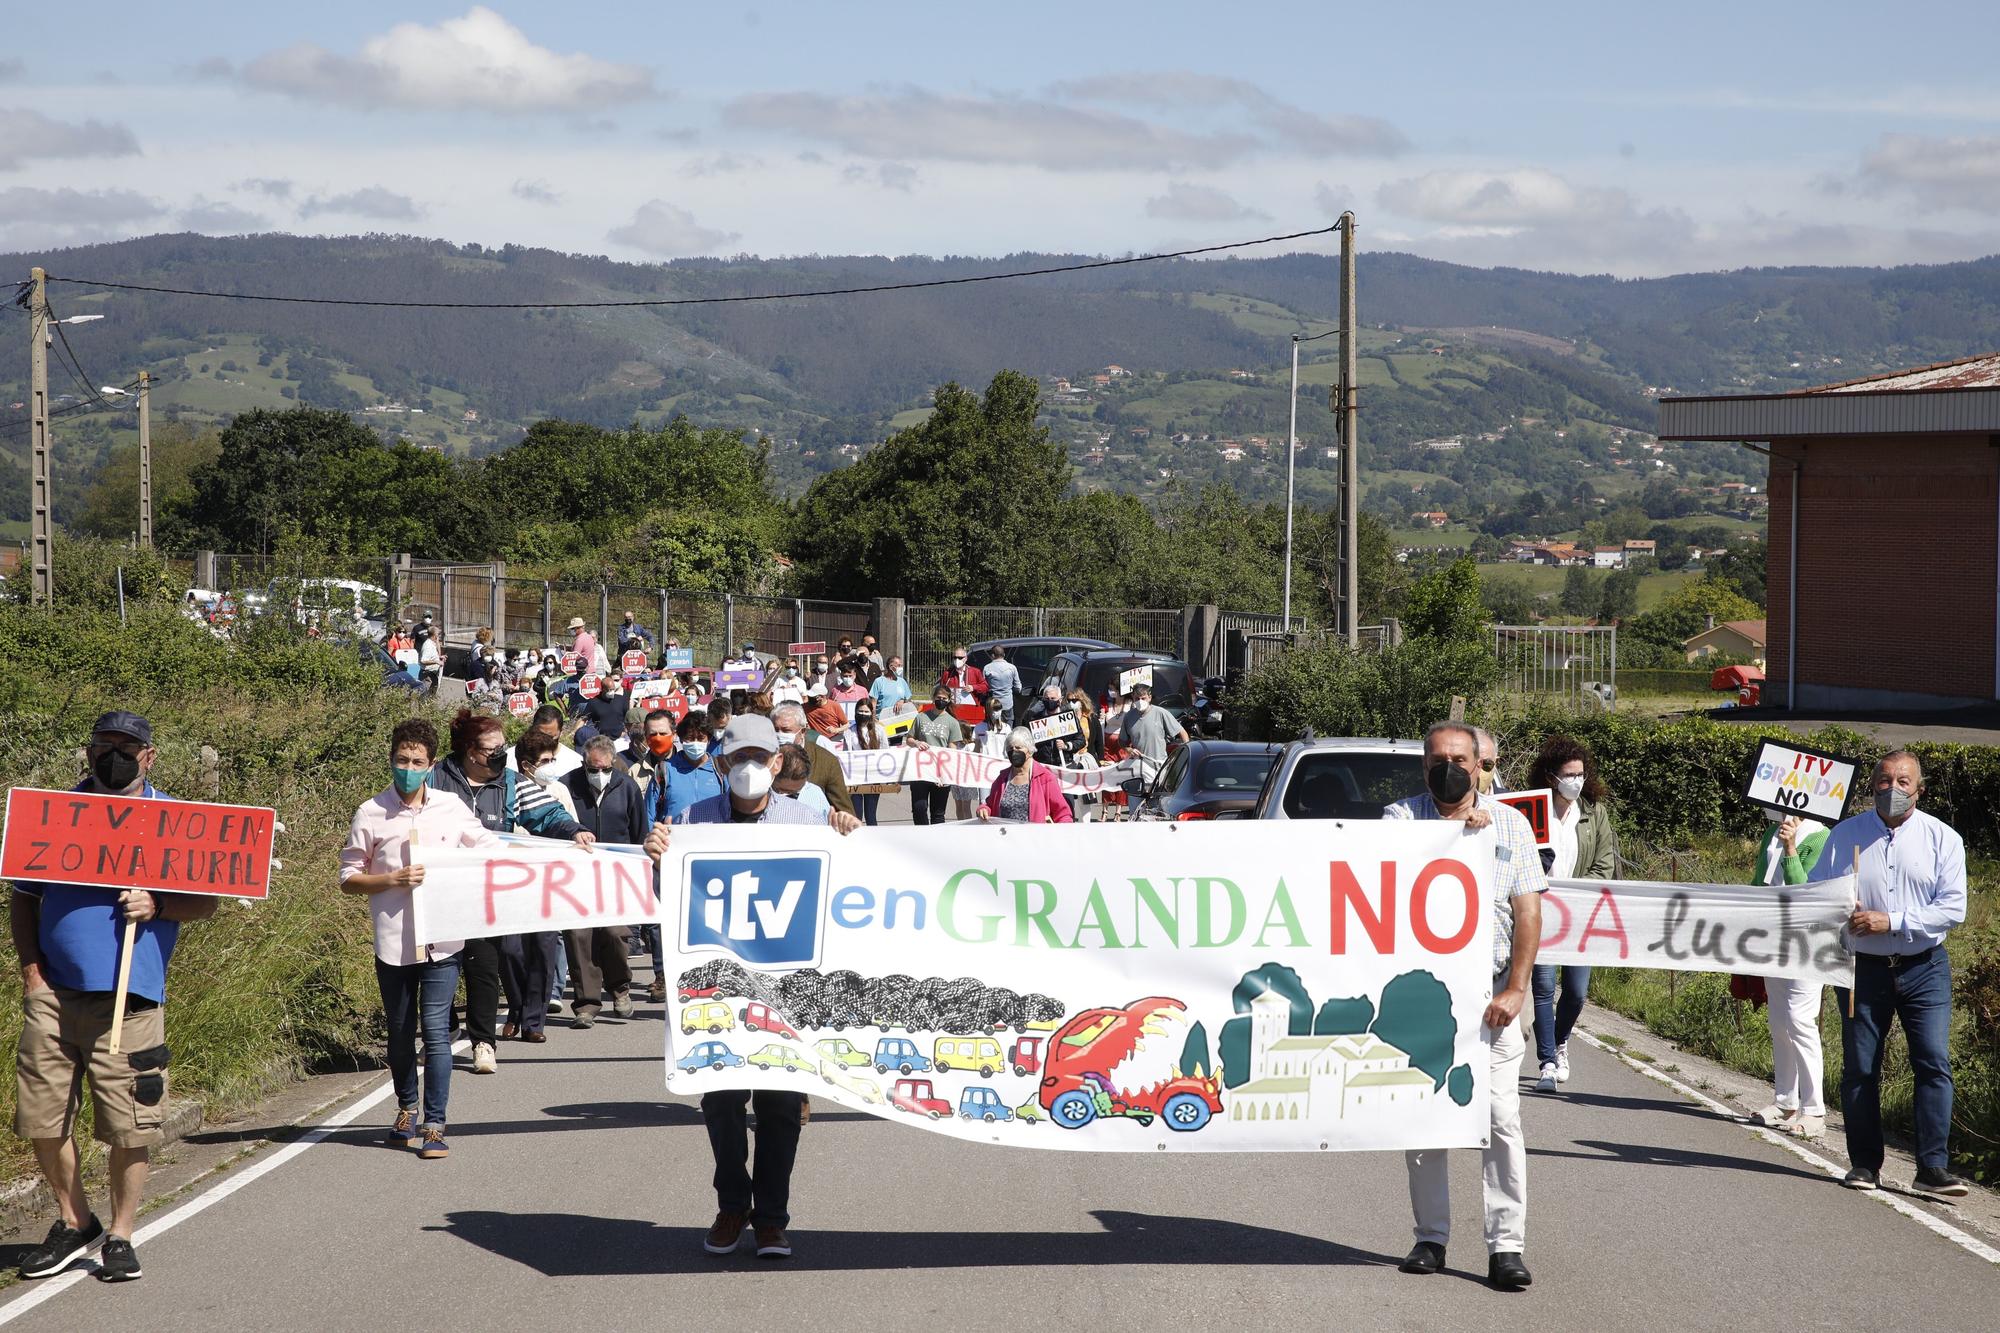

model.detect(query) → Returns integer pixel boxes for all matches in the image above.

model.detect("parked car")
[278,577,389,640]
[966,636,1118,714]
[1246,738,1428,821]
[959,1086,1016,1123]
[339,635,422,692]
[891,1077,951,1119]
[676,1041,743,1073]
[1137,739,1283,821]
[747,1043,812,1072]
[933,1034,1005,1078]
[1040,649,1193,716]
[680,1000,735,1035]
[740,1002,798,1040]
[873,1037,932,1075]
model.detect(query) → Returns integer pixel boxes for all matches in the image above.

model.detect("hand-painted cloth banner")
[1541,875,1856,988]
[661,821,1496,1152]
[410,839,659,944]
[837,747,1142,796]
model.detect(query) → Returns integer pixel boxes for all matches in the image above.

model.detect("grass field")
[887,407,935,431]
[1480,564,1700,612]
[1389,525,1480,547]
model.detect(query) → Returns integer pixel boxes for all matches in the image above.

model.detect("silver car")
[1247,737,1427,821]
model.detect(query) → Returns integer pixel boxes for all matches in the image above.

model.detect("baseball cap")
[720,714,779,758]
[92,710,153,747]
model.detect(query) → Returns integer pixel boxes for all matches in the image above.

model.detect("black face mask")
[93,749,142,791]
[1426,760,1472,805]
[1009,749,1030,768]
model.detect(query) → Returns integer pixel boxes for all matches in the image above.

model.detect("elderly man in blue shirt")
[1810,749,1968,1198]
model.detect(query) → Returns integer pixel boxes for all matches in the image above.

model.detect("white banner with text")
[837,747,1142,795]
[1540,874,1857,988]
[411,839,660,944]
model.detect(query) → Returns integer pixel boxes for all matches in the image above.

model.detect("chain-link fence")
[1493,625,1618,710]
[905,606,1040,682]
[1041,607,1182,654]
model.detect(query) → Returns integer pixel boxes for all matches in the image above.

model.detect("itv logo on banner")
[678,851,829,969]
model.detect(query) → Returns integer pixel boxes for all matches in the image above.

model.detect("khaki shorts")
[14,986,170,1148]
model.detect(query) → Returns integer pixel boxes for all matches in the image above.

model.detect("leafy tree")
[73,423,221,542]
[1401,556,1485,645]
[1482,576,1540,626]
[1703,539,1767,605]
[1625,580,1762,653]
[1241,634,1498,741]
[1559,564,1597,617]
[1597,568,1640,623]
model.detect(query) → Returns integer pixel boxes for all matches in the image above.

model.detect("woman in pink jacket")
[977,727,1074,824]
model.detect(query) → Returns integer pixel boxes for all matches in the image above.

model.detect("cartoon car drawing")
[1038,997,1223,1133]
[1014,1097,1045,1125]
[747,1043,811,1072]
[933,1035,1004,1078]
[677,1041,744,1073]
[678,983,721,1003]
[959,1086,1016,1123]
[740,1002,799,1040]
[873,1037,932,1075]
[813,1037,870,1071]
[1009,1034,1044,1077]
[681,1001,735,1035]
[891,1077,950,1119]
[821,1064,885,1105]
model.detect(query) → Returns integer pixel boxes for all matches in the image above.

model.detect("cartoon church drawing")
[1229,991,1434,1122]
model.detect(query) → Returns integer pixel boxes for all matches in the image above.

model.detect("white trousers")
[1405,1008,1527,1255]
[1765,977,1825,1116]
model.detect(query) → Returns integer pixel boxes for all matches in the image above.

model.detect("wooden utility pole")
[1338,215,1360,648]
[27,267,51,605]
[137,370,153,548]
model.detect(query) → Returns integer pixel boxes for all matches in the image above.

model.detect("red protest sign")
[579,674,603,700]
[1497,788,1553,848]
[2,788,275,899]
[787,641,826,658]
[620,649,649,674]
[560,651,580,674]
[506,691,536,718]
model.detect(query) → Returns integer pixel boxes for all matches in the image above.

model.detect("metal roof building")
[1658,353,2000,712]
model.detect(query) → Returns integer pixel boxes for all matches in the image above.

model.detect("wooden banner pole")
[107,916,138,1056]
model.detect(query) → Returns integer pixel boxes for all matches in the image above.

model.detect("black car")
[1139,740,1283,821]
[966,636,1118,713]
[1038,649,1193,714]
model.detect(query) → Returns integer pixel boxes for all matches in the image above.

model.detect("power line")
[45,303,113,411]
[42,223,1342,311]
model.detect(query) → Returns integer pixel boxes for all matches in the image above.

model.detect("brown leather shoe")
[703,1211,748,1255]
[754,1224,792,1259]
[522,1030,548,1044]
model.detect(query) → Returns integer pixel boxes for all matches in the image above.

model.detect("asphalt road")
[1,954,1995,1332]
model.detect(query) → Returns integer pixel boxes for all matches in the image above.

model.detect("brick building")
[1659,352,2000,711]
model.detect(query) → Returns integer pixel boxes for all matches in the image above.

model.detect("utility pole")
[1283,334,1299,633]
[27,267,51,606]
[137,369,153,548]
[1338,213,1360,648]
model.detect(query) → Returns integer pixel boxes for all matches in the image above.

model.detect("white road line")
[0,1040,469,1326]
[1575,1030,2000,1266]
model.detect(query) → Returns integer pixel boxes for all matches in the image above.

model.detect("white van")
[278,578,389,639]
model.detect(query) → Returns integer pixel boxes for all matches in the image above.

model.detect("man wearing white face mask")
[770,658,809,707]
[558,737,645,1027]
[656,714,860,1261]
[1111,683,1185,815]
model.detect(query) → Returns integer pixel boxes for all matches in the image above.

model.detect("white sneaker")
[472,1042,497,1075]
[1554,1042,1571,1084]
[1535,1062,1557,1092]
[1751,1103,1791,1127]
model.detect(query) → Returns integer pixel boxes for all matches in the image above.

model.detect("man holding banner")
[1384,721,1545,1292]
[8,712,220,1283]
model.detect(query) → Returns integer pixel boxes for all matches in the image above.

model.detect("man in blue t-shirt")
[9,711,219,1284]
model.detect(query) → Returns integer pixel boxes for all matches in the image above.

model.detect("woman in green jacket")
[1749,812,1830,1139]
[1529,736,1619,1093]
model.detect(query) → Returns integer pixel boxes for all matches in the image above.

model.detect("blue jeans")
[1531,963,1591,1067]
[855,793,880,826]
[1837,950,1955,1173]
[375,955,459,1129]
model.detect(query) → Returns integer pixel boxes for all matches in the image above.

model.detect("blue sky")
[4,2,1998,275]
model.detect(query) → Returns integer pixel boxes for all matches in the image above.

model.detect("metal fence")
[1493,625,1618,709]
[904,606,1039,682]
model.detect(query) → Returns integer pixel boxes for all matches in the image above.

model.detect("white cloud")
[1856,134,2000,213]
[179,199,270,233]
[1051,72,1407,157]
[839,162,919,192]
[723,87,1255,171]
[297,186,422,220]
[1377,167,1633,226]
[1314,181,1353,220]
[239,7,657,113]
[236,177,294,199]
[1144,181,1270,223]
[0,107,139,171]
[0,186,161,224]
[680,153,763,178]
[606,199,739,257]
[511,179,560,205]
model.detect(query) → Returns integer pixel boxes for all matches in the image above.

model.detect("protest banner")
[788,640,826,658]
[1496,789,1552,848]
[1744,740,1859,823]
[411,839,660,944]
[632,679,688,718]
[838,746,1140,796]
[1119,665,1154,695]
[506,691,536,719]
[661,821,1494,1152]
[1540,874,1856,989]
[664,647,695,671]
[715,665,764,690]
[1028,712,1080,744]
[578,674,603,700]
[621,649,650,675]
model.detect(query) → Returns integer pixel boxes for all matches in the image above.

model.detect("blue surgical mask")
[392,766,429,797]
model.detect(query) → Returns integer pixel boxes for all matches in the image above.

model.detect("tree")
[1625,579,1763,653]
[1597,567,1640,623]
[1401,556,1485,645]
[1481,576,1540,626]
[789,371,1070,603]
[1703,539,1767,605]
[1559,564,1596,617]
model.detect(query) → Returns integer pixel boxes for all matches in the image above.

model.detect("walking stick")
[107,916,138,1056]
